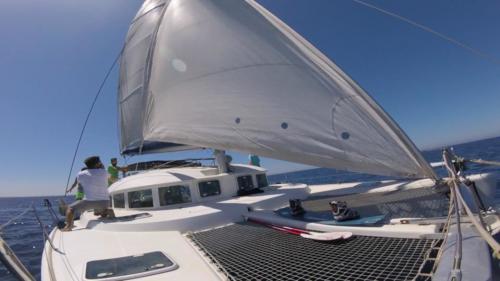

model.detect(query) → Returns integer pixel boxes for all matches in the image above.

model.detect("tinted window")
[237,175,254,191]
[128,189,153,208]
[198,180,221,197]
[256,174,268,188]
[86,251,176,279]
[159,185,192,206]
[113,193,125,208]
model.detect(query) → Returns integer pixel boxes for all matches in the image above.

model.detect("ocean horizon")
[1,135,500,280]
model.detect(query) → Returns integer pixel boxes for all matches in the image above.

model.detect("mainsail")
[119,0,195,154]
[119,0,436,179]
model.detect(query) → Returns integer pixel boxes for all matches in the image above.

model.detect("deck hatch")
[188,223,439,281]
[85,251,177,280]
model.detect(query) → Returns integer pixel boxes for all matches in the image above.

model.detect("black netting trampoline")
[188,222,439,281]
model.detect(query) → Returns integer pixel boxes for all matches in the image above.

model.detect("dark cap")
[84,156,101,169]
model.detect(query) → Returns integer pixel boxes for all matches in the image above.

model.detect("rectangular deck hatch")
[85,251,177,280]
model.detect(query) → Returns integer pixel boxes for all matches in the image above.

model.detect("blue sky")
[0,0,499,196]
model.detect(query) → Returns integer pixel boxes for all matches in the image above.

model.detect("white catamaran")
[37,1,499,280]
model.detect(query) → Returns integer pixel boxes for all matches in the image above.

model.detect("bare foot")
[61,225,73,232]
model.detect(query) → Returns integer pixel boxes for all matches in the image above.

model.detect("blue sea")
[1,136,500,281]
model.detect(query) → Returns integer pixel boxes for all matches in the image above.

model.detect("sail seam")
[139,0,170,154]
[131,3,166,24]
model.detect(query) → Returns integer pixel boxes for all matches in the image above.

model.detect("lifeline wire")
[0,206,33,232]
[351,0,500,66]
[64,50,122,196]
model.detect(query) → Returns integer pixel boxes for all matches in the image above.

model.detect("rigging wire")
[443,149,500,259]
[63,50,123,196]
[351,0,500,66]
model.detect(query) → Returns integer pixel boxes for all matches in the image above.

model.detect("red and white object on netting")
[247,218,353,241]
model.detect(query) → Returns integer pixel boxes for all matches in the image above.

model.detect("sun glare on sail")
[171,58,187,72]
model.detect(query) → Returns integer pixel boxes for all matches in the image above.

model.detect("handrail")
[269,171,389,184]
[152,158,216,170]
[127,158,216,173]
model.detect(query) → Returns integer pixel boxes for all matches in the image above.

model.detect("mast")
[213,150,229,173]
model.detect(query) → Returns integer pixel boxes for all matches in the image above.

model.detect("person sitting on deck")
[63,156,114,231]
[107,157,127,186]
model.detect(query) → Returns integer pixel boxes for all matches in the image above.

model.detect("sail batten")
[119,0,436,179]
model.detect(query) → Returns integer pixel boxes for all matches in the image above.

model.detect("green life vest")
[75,184,84,200]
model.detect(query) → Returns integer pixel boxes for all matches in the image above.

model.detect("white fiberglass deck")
[42,178,451,281]
[43,229,221,281]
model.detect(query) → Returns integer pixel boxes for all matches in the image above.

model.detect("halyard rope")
[351,0,500,66]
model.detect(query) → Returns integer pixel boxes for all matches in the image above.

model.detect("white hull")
[41,165,499,281]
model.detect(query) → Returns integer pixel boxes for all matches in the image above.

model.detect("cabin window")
[113,193,125,208]
[256,174,268,188]
[237,175,254,191]
[128,189,153,208]
[159,185,192,206]
[85,251,177,280]
[198,180,221,197]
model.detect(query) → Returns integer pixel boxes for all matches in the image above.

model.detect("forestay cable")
[63,50,122,196]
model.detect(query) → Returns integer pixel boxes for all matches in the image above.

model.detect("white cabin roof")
[108,164,267,193]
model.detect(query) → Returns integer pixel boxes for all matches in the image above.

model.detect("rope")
[468,159,500,167]
[0,207,33,232]
[432,185,455,273]
[63,50,123,196]
[269,171,376,184]
[454,179,500,257]
[351,0,500,66]
[442,149,467,279]
[443,149,500,259]
[32,207,63,254]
